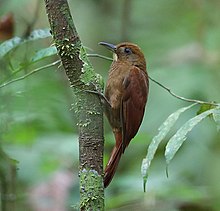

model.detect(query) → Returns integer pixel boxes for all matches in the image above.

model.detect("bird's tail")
[104,132,123,188]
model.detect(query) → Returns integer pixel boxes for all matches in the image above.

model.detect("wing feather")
[121,66,149,152]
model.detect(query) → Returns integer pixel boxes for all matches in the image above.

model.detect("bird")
[99,41,149,188]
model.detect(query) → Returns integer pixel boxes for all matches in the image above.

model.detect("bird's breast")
[105,63,130,109]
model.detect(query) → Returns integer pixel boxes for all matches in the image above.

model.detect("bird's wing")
[121,66,149,152]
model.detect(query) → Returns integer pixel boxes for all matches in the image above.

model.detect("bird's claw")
[84,89,111,108]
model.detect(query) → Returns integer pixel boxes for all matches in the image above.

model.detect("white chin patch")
[113,53,118,61]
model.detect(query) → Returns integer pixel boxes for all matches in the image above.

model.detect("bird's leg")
[75,80,111,108]
[85,89,111,108]
[85,81,112,108]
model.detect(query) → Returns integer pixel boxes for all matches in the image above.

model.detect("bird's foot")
[84,89,111,108]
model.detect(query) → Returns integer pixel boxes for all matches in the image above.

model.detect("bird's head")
[99,42,146,70]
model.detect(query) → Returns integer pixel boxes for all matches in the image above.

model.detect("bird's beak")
[99,42,116,52]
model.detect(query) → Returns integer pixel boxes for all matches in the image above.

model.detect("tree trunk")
[44,0,104,210]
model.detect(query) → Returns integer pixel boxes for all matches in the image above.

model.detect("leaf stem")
[87,53,113,61]
[0,60,61,88]
[0,51,219,107]
[148,76,218,106]
[91,53,218,106]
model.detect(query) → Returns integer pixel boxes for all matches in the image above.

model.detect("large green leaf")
[27,28,51,41]
[0,37,22,58]
[213,106,220,131]
[165,106,219,165]
[141,103,196,191]
[0,28,51,58]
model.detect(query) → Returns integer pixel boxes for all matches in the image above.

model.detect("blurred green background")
[1,0,220,210]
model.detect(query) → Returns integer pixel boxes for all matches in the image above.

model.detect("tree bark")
[44,0,104,210]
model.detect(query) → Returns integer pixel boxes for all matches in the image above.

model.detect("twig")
[121,0,131,41]
[0,60,61,88]
[23,0,41,38]
[0,53,111,89]
[92,53,218,106]
[87,53,113,61]
[0,51,218,107]
[148,76,218,106]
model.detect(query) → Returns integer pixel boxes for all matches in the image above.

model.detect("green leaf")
[26,28,51,41]
[141,103,196,192]
[31,46,57,63]
[0,28,51,58]
[213,106,220,131]
[0,37,22,58]
[165,107,219,165]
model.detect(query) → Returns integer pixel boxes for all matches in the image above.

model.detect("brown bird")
[99,42,149,188]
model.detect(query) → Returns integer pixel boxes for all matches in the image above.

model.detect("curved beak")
[99,42,116,52]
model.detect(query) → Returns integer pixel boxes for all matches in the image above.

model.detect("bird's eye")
[124,47,132,54]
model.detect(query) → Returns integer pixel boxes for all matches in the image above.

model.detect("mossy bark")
[44,0,104,210]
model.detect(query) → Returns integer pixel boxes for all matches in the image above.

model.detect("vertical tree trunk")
[44,0,104,210]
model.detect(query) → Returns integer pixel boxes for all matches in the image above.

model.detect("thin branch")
[87,53,113,61]
[121,0,132,41]
[23,0,41,38]
[1,51,218,107]
[93,53,218,106]
[0,53,111,89]
[148,76,218,106]
[0,60,61,88]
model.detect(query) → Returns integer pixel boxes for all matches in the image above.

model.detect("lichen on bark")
[80,169,104,210]
[44,0,104,210]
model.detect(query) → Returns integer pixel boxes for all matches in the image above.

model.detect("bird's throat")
[113,53,118,61]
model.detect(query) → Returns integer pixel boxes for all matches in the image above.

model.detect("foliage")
[142,103,220,191]
[1,0,220,210]
[165,105,220,165]
[0,29,51,58]
[141,103,196,191]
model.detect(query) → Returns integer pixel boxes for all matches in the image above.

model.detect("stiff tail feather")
[104,142,123,188]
